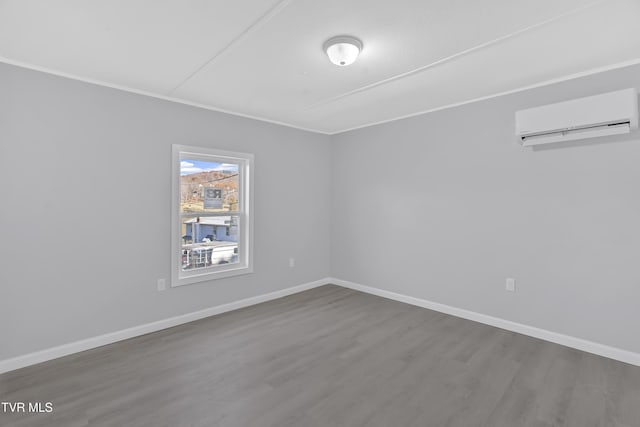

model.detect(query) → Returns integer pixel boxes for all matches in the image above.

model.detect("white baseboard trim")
[330,277,640,367]
[4,277,638,374]
[0,277,331,374]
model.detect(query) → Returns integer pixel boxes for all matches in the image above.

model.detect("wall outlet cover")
[506,278,516,292]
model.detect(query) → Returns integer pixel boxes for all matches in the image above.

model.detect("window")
[171,145,253,286]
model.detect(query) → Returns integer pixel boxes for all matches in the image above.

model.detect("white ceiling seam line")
[329,57,640,135]
[166,0,296,96]
[0,56,331,135]
[304,0,606,111]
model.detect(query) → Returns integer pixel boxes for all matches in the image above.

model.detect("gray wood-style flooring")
[1,285,639,427]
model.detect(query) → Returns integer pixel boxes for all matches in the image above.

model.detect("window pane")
[180,215,239,271]
[180,158,239,213]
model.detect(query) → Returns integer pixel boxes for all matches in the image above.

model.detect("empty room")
[2,1,640,426]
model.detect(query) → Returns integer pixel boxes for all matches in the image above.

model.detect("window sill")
[171,264,253,287]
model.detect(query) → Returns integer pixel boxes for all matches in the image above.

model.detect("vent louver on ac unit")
[515,88,638,147]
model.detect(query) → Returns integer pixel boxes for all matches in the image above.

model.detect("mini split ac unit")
[515,88,639,146]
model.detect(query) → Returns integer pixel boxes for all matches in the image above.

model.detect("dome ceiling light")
[323,36,363,66]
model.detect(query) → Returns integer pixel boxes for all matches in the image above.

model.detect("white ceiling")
[1,0,639,134]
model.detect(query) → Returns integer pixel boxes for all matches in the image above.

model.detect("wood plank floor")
[1,285,639,426]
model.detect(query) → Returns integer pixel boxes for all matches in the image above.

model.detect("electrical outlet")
[289,257,295,268]
[505,278,516,292]
[157,278,167,291]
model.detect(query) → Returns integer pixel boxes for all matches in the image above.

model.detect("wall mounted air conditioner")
[515,88,638,146]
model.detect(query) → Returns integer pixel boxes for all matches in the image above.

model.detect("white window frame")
[171,145,254,287]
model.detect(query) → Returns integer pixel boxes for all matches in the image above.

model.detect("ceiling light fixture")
[323,36,362,67]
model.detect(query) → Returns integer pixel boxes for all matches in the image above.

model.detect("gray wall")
[331,64,640,354]
[0,63,332,360]
[3,60,640,362]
